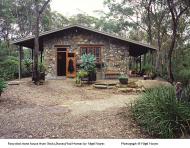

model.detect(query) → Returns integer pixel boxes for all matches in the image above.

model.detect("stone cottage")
[12,25,157,79]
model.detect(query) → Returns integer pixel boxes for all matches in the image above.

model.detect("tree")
[48,11,69,29]
[166,0,189,83]
[33,0,50,84]
[0,0,15,42]
[150,0,169,73]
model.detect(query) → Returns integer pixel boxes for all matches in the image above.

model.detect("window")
[81,47,87,55]
[80,46,101,62]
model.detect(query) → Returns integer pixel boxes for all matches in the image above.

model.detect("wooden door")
[66,52,76,78]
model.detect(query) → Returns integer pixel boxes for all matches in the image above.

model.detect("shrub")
[39,62,46,73]
[80,54,96,73]
[76,70,88,84]
[141,63,153,75]
[132,86,190,138]
[0,79,7,96]
[175,69,190,86]
[22,58,33,77]
[0,57,19,80]
[181,84,190,102]
[23,58,32,72]
[77,70,89,79]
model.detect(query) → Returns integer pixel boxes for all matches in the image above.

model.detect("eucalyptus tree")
[33,0,51,84]
[166,0,189,83]
[0,0,15,42]
[48,11,69,29]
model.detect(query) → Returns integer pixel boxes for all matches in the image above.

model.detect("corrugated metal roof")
[11,24,157,50]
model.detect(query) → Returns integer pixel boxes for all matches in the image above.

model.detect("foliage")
[104,0,190,82]
[0,41,19,80]
[181,84,190,102]
[118,74,128,80]
[141,63,153,75]
[0,57,19,80]
[174,45,190,85]
[39,62,46,73]
[0,79,7,96]
[77,70,89,79]
[132,86,190,138]
[80,54,96,73]
[23,58,32,71]
[22,58,32,77]
[176,69,190,86]
[76,70,89,84]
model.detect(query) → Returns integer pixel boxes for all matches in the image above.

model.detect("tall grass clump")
[132,86,190,138]
[0,79,7,97]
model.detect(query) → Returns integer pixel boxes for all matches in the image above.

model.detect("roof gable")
[11,24,157,51]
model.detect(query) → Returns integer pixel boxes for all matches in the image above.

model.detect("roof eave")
[11,24,158,50]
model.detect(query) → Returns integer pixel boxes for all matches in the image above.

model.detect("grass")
[0,79,7,96]
[132,86,190,138]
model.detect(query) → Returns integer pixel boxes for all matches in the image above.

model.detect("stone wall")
[43,28,129,79]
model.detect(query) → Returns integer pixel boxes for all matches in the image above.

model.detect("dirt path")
[0,79,147,138]
[66,94,137,115]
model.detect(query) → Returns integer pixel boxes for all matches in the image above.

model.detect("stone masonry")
[43,28,130,79]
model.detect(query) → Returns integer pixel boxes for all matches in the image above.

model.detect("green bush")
[80,54,96,73]
[0,79,7,96]
[0,57,19,80]
[132,86,190,138]
[76,70,88,84]
[77,70,88,78]
[22,58,33,77]
[181,84,190,102]
[23,58,32,72]
[142,63,153,75]
[39,62,46,73]
[175,69,190,86]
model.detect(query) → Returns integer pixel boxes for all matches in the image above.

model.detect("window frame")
[80,46,101,63]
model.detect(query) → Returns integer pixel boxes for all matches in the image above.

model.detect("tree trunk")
[33,0,40,84]
[168,21,177,83]
[32,0,50,84]
[156,27,161,74]
[146,0,153,45]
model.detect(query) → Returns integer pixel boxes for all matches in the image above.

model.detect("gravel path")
[0,78,148,138]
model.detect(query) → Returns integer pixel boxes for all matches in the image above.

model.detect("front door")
[57,48,67,76]
[57,48,76,78]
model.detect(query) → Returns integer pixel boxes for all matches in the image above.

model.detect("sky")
[50,0,106,18]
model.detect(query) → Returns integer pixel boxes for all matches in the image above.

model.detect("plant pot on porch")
[88,71,96,82]
[119,78,128,84]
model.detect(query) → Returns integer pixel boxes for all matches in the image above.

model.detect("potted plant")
[80,54,96,82]
[76,70,89,85]
[0,79,6,97]
[118,74,128,84]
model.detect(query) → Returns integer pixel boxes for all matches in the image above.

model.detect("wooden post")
[40,49,43,63]
[144,53,146,66]
[151,50,154,67]
[32,48,34,81]
[32,48,34,60]
[140,55,142,71]
[18,46,22,80]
